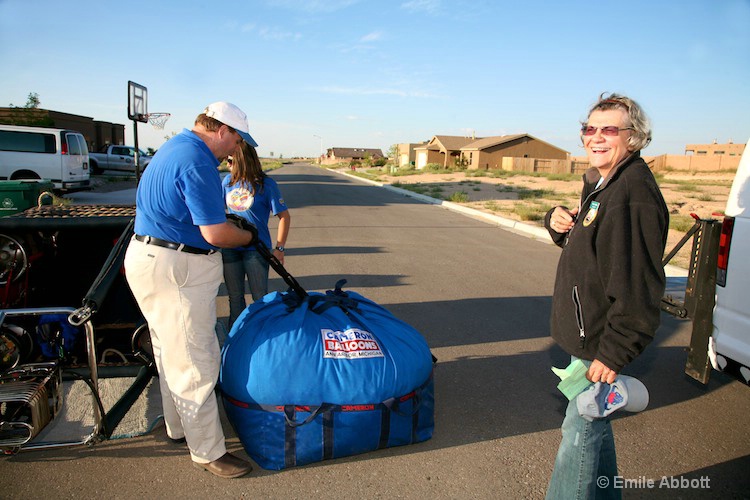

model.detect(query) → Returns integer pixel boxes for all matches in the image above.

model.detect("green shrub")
[670,215,697,232]
[517,188,556,200]
[448,191,469,202]
[675,183,698,192]
[512,203,545,221]
[547,173,579,182]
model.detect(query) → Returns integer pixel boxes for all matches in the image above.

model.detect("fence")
[501,157,590,175]
[648,154,741,173]
[498,154,740,175]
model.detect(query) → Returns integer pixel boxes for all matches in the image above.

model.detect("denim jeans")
[222,248,269,329]
[546,357,620,500]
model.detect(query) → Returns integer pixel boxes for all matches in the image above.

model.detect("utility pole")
[313,135,323,163]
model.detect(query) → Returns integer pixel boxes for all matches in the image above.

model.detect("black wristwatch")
[275,245,285,252]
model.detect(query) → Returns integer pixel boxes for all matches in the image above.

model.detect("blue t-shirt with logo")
[223,174,288,249]
[134,129,227,250]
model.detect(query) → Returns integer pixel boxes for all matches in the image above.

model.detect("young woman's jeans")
[222,248,269,329]
[546,357,620,500]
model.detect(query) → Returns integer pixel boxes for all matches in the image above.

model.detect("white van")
[0,125,90,191]
[710,137,750,385]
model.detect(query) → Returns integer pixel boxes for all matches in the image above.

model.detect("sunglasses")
[581,125,634,136]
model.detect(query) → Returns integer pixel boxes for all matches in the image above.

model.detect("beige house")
[460,134,569,170]
[398,142,427,167]
[414,135,481,169]
[685,141,744,157]
[321,147,384,165]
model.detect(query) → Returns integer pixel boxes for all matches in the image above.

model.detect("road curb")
[332,168,688,277]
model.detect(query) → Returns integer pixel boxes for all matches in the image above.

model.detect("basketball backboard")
[128,81,148,123]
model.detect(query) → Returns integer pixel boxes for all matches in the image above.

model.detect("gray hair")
[585,93,652,151]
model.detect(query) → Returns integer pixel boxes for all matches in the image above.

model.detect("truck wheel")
[90,161,102,175]
[10,171,40,181]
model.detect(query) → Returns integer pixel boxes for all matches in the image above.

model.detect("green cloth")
[552,359,593,400]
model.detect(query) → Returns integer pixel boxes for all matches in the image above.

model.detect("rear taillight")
[716,216,734,287]
[61,142,68,155]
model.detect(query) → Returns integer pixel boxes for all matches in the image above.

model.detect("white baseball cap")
[203,101,258,147]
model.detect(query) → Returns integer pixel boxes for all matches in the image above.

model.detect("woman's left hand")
[586,359,618,385]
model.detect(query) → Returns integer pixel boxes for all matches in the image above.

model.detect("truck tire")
[90,160,102,175]
[10,170,41,181]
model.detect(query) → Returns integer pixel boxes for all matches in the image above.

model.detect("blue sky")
[2,0,749,158]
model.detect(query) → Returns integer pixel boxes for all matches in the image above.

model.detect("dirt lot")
[356,168,734,270]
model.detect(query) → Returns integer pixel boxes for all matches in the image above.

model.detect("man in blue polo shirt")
[125,102,257,479]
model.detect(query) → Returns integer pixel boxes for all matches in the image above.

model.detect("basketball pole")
[127,80,147,186]
[133,118,141,184]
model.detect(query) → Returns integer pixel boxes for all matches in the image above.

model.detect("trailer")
[0,203,154,453]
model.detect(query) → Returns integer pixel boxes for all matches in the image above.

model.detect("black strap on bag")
[308,279,361,315]
[254,240,308,299]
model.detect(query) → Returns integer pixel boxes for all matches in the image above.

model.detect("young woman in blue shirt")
[222,142,290,329]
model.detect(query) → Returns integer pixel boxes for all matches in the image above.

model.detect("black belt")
[134,234,216,255]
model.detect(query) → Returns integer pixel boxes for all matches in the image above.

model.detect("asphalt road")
[3,163,749,499]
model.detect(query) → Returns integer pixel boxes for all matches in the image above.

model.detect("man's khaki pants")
[124,238,225,464]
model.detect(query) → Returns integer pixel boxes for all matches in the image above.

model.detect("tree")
[4,92,53,126]
[387,143,399,159]
[8,92,41,109]
[25,92,41,108]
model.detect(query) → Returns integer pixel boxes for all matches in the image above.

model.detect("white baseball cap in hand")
[576,375,649,421]
[203,102,258,147]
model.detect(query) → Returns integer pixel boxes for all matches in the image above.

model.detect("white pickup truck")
[89,145,151,175]
[710,137,750,385]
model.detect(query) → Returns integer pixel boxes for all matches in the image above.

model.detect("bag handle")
[283,403,337,428]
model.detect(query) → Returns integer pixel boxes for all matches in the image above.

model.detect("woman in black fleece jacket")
[544,94,668,500]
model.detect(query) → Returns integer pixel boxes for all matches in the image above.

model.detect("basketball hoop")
[146,112,171,130]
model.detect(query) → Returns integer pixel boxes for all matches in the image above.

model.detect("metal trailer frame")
[0,205,155,454]
[660,216,723,384]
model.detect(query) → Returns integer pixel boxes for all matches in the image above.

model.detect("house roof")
[461,133,569,154]
[461,134,526,150]
[431,135,482,151]
[329,147,384,158]
[414,135,483,152]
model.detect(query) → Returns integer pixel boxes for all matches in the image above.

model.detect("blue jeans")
[546,358,620,500]
[222,248,269,329]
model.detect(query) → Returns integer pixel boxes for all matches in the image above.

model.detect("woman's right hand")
[550,206,578,233]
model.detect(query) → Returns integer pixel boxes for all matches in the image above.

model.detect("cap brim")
[237,130,258,147]
[618,376,649,413]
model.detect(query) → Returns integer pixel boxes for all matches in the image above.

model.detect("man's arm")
[200,221,254,248]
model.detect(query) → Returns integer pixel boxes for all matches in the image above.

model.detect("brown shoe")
[193,452,252,479]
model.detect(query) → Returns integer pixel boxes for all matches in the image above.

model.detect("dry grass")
[354,167,734,270]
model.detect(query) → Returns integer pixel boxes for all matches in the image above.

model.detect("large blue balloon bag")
[219,281,435,470]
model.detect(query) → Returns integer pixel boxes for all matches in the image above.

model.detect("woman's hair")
[585,92,652,151]
[228,140,266,191]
